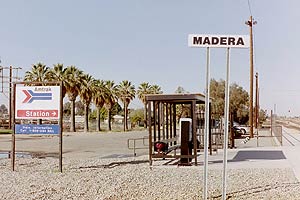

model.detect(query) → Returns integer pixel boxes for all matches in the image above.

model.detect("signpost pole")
[11,83,16,171]
[59,81,63,173]
[203,47,210,200]
[222,47,231,200]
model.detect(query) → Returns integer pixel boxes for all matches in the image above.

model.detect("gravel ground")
[1,156,300,200]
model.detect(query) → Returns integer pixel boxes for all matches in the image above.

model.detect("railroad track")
[282,129,300,146]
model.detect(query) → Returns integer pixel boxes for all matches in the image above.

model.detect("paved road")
[195,127,300,182]
[0,131,149,159]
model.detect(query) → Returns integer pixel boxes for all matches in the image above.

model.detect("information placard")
[15,124,60,134]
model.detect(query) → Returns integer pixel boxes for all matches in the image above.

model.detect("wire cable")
[247,0,253,16]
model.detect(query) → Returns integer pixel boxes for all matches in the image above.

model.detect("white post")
[203,47,210,200]
[222,47,231,200]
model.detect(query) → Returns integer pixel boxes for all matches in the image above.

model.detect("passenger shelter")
[146,93,212,166]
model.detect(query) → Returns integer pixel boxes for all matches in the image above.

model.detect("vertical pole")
[157,103,161,140]
[270,110,273,136]
[256,126,259,147]
[11,83,16,171]
[153,102,157,142]
[133,140,136,156]
[148,101,153,166]
[9,66,12,129]
[222,47,231,200]
[162,103,165,140]
[255,72,259,129]
[256,86,260,146]
[166,103,169,140]
[249,16,254,138]
[230,113,234,148]
[173,104,177,144]
[59,82,63,173]
[192,101,197,165]
[203,47,210,200]
[169,104,172,140]
[209,103,212,155]
[1,67,3,92]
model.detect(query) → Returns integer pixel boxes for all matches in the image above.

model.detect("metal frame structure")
[146,93,211,166]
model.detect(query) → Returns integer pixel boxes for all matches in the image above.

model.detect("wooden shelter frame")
[146,93,212,166]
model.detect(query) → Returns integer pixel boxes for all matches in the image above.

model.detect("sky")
[0,1,299,116]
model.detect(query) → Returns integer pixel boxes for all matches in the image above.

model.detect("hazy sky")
[0,1,299,116]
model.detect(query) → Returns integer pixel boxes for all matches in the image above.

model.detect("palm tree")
[65,66,83,132]
[24,62,50,84]
[137,82,152,128]
[92,79,108,131]
[151,84,163,129]
[151,84,163,95]
[24,62,51,124]
[79,73,94,132]
[48,63,68,98]
[117,80,136,131]
[104,80,117,131]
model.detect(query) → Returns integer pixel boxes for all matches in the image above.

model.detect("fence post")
[270,110,273,136]
[256,129,259,147]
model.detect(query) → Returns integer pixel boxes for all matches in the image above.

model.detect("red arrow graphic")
[51,111,57,117]
[22,90,32,103]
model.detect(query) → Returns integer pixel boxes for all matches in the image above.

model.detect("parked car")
[232,126,243,137]
[233,122,249,135]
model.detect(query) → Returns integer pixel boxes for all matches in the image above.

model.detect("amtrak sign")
[188,34,250,48]
[15,85,60,119]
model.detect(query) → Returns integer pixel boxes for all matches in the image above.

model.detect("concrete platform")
[198,127,300,181]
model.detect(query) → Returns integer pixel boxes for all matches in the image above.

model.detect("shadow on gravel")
[211,182,300,200]
[101,154,134,159]
[78,160,149,169]
[232,150,286,161]
[208,150,286,165]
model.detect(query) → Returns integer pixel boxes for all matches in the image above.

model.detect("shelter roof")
[145,93,208,104]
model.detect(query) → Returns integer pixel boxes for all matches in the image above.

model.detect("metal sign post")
[203,47,210,200]
[11,83,16,171]
[222,47,231,200]
[59,81,63,173]
[188,34,249,199]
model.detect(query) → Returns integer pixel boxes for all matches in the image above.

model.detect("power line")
[247,0,253,16]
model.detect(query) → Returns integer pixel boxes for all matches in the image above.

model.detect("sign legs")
[203,47,210,200]
[222,47,231,200]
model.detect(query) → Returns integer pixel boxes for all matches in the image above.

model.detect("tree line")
[23,63,162,132]
[22,62,265,132]
[210,79,266,125]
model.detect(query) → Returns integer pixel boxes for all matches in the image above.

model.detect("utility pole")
[9,66,12,129]
[246,16,256,138]
[0,66,22,129]
[255,72,259,129]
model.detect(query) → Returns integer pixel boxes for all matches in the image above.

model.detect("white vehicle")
[233,122,249,135]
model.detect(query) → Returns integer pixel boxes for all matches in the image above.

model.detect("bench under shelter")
[146,93,214,166]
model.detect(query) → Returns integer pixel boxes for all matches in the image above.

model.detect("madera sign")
[15,85,60,119]
[188,34,250,48]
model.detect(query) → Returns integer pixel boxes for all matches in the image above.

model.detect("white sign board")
[15,85,60,119]
[188,34,250,48]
